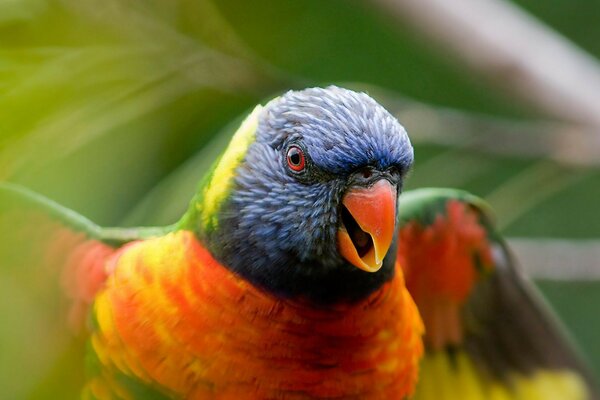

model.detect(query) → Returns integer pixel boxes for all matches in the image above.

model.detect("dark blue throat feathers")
[195,86,414,303]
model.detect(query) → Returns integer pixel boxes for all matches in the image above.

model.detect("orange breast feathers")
[397,201,493,350]
[90,231,424,399]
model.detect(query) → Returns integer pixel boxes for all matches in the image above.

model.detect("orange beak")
[337,179,397,273]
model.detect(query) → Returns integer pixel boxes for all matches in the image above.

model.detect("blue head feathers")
[261,86,413,173]
[203,86,414,303]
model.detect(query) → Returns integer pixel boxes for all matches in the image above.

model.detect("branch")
[508,238,600,280]
[370,0,600,130]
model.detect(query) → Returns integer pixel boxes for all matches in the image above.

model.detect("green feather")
[399,187,495,227]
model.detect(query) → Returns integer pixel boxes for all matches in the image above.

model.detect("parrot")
[0,86,597,399]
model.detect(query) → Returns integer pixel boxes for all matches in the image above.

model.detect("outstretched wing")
[0,182,165,399]
[398,188,599,400]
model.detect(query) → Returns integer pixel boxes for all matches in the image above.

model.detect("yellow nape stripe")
[199,105,263,230]
[413,352,588,400]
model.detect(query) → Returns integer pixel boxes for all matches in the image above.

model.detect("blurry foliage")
[0,0,598,388]
[1,0,598,236]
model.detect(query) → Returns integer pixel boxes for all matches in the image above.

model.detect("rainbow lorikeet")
[1,86,597,399]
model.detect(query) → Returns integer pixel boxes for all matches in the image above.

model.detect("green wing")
[398,188,599,400]
[0,182,170,399]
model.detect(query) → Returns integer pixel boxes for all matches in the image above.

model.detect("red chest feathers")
[91,231,423,399]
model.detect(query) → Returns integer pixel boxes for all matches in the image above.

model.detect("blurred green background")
[1,0,599,397]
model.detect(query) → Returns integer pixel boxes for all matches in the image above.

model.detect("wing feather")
[0,182,168,398]
[398,188,599,400]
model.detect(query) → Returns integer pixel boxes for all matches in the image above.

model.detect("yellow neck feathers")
[197,105,262,231]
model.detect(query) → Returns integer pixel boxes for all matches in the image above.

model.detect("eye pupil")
[286,145,305,172]
[290,152,300,165]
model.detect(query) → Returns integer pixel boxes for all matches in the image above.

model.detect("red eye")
[286,145,305,172]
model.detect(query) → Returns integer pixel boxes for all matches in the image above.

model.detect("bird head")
[185,86,414,302]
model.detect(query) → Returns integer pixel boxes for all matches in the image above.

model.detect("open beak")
[337,179,397,273]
